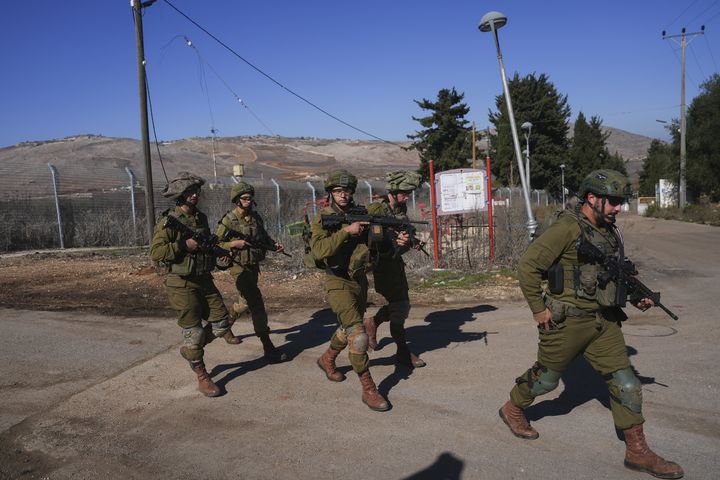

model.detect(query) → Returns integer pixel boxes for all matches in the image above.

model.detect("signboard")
[656,179,676,208]
[435,168,487,215]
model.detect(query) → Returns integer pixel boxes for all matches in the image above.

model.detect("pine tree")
[686,74,720,201]
[567,113,626,195]
[487,73,570,195]
[407,88,472,180]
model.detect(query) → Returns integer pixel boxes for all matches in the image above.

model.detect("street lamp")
[480,11,537,239]
[559,164,566,209]
[521,121,532,196]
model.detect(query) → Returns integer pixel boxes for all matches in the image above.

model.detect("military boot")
[259,333,288,363]
[317,347,345,382]
[223,329,241,344]
[363,315,382,351]
[358,370,390,412]
[623,424,684,479]
[189,361,221,397]
[395,343,426,368]
[499,400,539,439]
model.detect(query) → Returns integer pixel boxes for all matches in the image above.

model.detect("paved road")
[1,215,718,480]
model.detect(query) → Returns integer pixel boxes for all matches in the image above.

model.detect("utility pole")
[132,0,156,240]
[472,122,477,169]
[662,25,705,209]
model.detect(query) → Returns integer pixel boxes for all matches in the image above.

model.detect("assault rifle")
[320,211,429,258]
[219,226,292,258]
[163,215,240,265]
[576,239,679,320]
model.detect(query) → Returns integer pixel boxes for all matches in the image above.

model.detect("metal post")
[481,13,537,239]
[306,181,317,216]
[429,160,440,268]
[132,0,156,240]
[560,164,566,209]
[48,163,65,249]
[663,26,705,208]
[411,190,416,212]
[125,167,138,242]
[270,178,281,236]
[363,180,373,205]
[486,154,494,263]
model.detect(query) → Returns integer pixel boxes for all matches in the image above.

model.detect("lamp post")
[479,11,537,239]
[521,121,532,196]
[559,164,566,209]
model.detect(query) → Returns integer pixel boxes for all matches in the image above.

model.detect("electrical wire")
[161,0,401,147]
[664,0,703,30]
[689,42,708,80]
[181,36,276,136]
[703,33,719,72]
[686,0,720,26]
[145,72,170,183]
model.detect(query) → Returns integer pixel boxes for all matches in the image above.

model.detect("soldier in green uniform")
[149,172,232,397]
[311,169,390,412]
[499,170,683,479]
[364,170,426,368]
[215,181,288,363]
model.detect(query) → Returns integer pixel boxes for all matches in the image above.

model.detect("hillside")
[0,127,657,195]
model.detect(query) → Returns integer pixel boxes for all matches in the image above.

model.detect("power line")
[161,0,401,147]
[665,0,703,30]
[703,33,719,72]
[686,0,720,26]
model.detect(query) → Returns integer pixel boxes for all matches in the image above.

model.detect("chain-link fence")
[2,165,555,272]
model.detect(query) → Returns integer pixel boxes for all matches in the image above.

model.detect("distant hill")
[0,127,657,194]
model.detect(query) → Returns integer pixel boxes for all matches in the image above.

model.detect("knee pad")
[346,324,369,355]
[387,301,411,325]
[181,326,205,361]
[209,316,231,338]
[608,367,642,413]
[526,363,562,397]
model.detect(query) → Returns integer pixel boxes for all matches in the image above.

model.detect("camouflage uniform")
[499,169,683,479]
[150,172,230,397]
[216,181,288,362]
[312,169,389,411]
[365,170,426,367]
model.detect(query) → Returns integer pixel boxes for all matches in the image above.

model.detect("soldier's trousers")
[325,273,369,374]
[509,313,645,430]
[373,258,411,344]
[165,274,230,360]
[233,265,270,336]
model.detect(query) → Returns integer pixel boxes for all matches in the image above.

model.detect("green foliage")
[416,268,516,289]
[686,74,720,201]
[645,203,720,226]
[567,113,626,196]
[488,73,571,195]
[638,139,677,196]
[407,88,473,180]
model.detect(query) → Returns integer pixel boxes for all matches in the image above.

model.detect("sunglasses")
[605,196,625,207]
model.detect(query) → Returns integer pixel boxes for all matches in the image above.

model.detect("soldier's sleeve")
[366,202,385,215]
[517,220,577,313]
[149,220,185,263]
[309,214,350,261]
[216,215,233,251]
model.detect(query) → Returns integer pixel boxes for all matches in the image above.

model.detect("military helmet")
[579,169,632,199]
[231,181,255,203]
[385,170,422,193]
[324,169,357,192]
[161,171,205,200]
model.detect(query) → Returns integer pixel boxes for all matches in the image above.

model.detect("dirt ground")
[0,250,521,317]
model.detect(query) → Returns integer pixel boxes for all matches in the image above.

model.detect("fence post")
[306,181,317,217]
[125,167,138,243]
[47,163,65,249]
[363,180,373,205]
[270,178,281,236]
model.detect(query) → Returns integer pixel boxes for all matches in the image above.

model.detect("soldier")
[498,170,683,479]
[311,169,390,412]
[215,181,288,363]
[364,170,426,368]
[150,172,232,397]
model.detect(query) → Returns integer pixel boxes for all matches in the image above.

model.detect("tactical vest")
[164,210,216,277]
[219,210,267,266]
[315,205,373,278]
[550,208,621,308]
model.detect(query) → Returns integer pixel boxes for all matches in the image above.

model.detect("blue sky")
[1,0,718,148]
